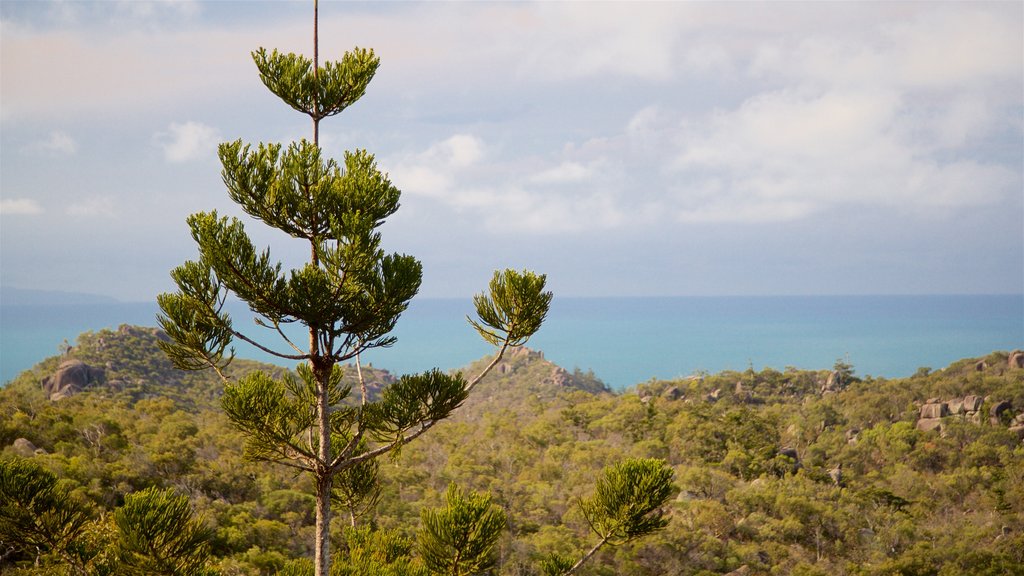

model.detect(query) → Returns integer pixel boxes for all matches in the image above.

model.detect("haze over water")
[3,295,1020,389]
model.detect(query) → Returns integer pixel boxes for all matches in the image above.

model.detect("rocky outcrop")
[820,370,842,394]
[920,401,948,419]
[917,400,949,431]
[41,359,104,401]
[828,463,844,486]
[777,447,801,474]
[1010,413,1024,441]
[917,395,1020,437]
[662,386,683,401]
[11,437,45,457]
[990,400,1013,425]
[544,366,572,388]
[1009,350,1024,369]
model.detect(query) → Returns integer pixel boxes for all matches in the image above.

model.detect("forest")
[4,3,1023,575]
[2,324,1023,575]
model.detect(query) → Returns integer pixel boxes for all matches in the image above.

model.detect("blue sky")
[1,1,1022,301]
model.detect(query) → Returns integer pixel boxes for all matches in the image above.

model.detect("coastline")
[2,294,1022,388]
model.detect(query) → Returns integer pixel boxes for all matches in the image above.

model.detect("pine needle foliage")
[419,485,507,576]
[155,2,551,575]
[0,457,93,568]
[469,270,553,347]
[113,486,214,576]
[551,458,676,576]
[579,457,675,545]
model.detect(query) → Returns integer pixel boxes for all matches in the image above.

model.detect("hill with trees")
[2,325,1023,575]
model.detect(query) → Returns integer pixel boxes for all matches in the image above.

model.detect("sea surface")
[2,295,1021,389]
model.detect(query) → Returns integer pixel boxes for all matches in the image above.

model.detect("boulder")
[947,399,965,415]
[828,463,844,486]
[1009,350,1024,369]
[917,418,943,433]
[734,381,750,401]
[846,428,860,444]
[778,447,801,473]
[662,386,682,401]
[546,367,571,387]
[990,400,1013,425]
[11,438,40,457]
[41,359,104,401]
[975,360,987,371]
[963,395,983,413]
[778,447,799,460]
[821,371,841,394]
[920,402,948,419]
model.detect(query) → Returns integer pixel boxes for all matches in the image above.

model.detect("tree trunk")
[315,467,331,576]
[314,361,332,576]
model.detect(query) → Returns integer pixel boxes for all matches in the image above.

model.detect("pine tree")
[0,457,93,571]
[155,2,551,575]
[114,486,215,576]
[418,484,507,576]
[544,458,676,576]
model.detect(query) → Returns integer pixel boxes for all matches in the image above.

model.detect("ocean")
[1,295,1021,389]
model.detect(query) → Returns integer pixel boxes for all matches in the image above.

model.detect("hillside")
[2,326,1023,575]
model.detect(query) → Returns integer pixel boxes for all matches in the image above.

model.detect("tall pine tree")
[156,2,551,575]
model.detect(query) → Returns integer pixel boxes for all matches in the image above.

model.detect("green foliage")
[332,442,382,527]
[419,484,507,576]
[6,317,1023,575]
[368,370,469,442]
[579,458,675,546]
[0,457,93,569]
[333,527,427,576]
[156,260,234,373]
[113,486,214,575]
[252,47,379,121]
[539,554,575,576]
[469,270,553,347]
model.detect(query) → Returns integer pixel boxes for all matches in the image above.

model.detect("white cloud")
[388,134,484,199]
[513,3,683,82]
[747,6,1021,93]
[113,0,200,21]
[155,121,220,163]
[388,133,629,234]
[25,131,77,155]
[0,198,43,216]
[531,162,591,184]
[669,84,1017,222]
[65,195,117,218]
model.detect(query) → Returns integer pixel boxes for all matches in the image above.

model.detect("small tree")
[419,484,507,576]
[544,458,676,576]
[155,2,551,575]
[0,458,215,575]
[114,486,214,576]
[0,457,93,572]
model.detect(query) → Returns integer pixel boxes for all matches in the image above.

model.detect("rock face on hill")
[917,395,1023,439]
[455,346,611,417]
[42,359,105,401]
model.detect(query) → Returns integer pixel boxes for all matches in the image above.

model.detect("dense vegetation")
[2,325,1022,575]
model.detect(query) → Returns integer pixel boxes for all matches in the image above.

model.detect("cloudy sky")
[2,0,1021,301]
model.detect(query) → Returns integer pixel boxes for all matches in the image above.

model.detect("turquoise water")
[2,295,1021,389]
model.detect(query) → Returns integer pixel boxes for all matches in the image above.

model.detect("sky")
[1,0,1022,301]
